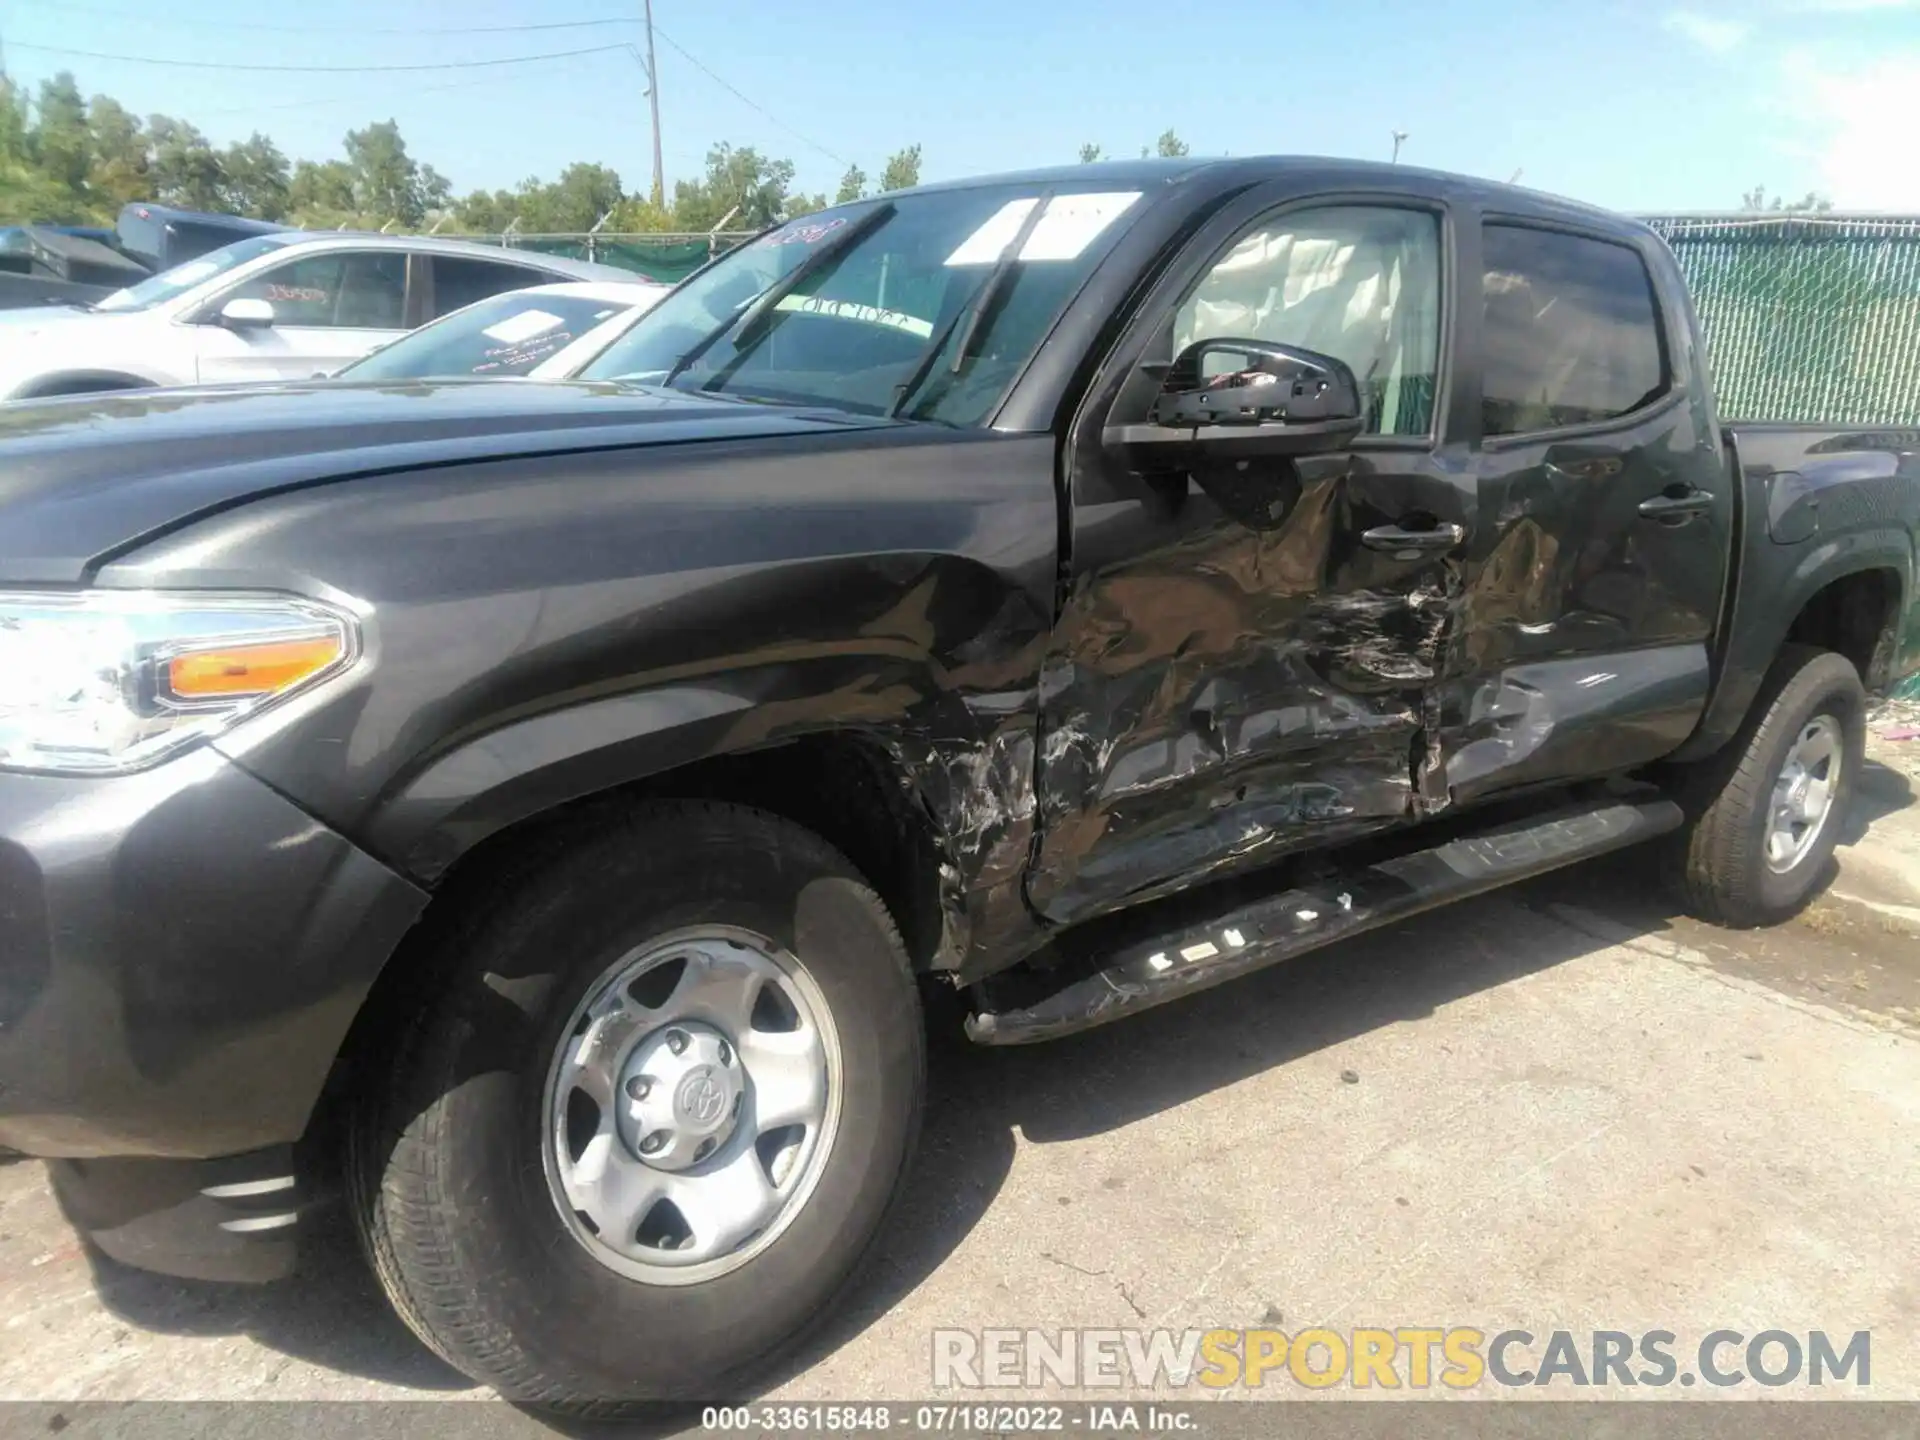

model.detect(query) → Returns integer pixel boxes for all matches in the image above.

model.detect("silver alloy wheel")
[542,926,842,1286]
[1766,714,1842,874]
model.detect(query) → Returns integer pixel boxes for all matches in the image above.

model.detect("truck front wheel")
[1668,644,1866,926]
[348,801,924,1412]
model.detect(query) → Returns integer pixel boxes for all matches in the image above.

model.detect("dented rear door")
[1028,186,1475,925]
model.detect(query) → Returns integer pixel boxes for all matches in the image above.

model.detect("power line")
[648,24,846,165]
[4,40,635,72]
[14,0,639,35]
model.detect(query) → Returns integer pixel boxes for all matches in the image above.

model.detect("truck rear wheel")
[1668,645,1865,927]
[347,801,924,1412]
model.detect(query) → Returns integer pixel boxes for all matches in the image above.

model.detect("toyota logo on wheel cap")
[676,1067,728,1128]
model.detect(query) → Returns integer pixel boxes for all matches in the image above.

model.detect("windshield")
[94,234,291,314]
[578,184,1146,424]
[339,290,640,381]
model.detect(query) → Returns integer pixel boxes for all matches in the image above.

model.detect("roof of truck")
[887,155,1641,236]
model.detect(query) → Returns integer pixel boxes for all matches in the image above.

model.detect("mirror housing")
[213,297,276,330]
[1106,338,1365,462]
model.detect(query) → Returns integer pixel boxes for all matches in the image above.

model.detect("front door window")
[1175,206,1443,437]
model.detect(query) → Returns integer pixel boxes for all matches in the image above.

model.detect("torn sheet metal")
[1029,452,1463,925]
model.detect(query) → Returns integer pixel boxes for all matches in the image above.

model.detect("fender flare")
[1675,528,1911,762]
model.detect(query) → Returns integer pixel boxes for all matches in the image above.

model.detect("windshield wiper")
[889,191,1054,421]
[661,202,896,390]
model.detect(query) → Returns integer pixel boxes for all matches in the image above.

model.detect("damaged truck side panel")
[107,422,1067,979]
[1028,177,1479,926]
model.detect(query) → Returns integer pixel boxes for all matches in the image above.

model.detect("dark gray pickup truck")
[1,157,1916,1410]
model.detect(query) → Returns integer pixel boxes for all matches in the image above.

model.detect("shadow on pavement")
[1840,759,1914,844]
[82,1206,474,1393]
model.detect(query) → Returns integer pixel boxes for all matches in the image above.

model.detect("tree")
[672,143,797,229]
[514,162,624,233]
[30,73,92,201]
[0,78,30,166]
[0,80,79,223]
[87,95,148,209]
[879,144,922,193]
[146,116,225,213]
[1077,142,1103,164]
[0,73,876,239]
[452,187,521,233]
[344,119,427,225]
[607,193,678,232]
[419,163,452,216]
[1154,129,1190,158]
[1741,184,1833,214]
[287,157,357,224]
[221,133,290,220]
[834,164,867,204]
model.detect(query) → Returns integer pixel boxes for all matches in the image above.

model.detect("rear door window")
[1481,224,1669,437]
[432,256,557,317]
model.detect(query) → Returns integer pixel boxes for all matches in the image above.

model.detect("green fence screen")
[1645,215,1920,427]
[447,232,752,285]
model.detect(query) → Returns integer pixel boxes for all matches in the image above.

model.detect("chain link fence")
[1645,214,1920,428]
[443,230,755,285]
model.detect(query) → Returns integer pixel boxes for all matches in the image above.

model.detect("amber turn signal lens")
[167,635,346,699]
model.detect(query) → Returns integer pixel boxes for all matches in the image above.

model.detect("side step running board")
[966,795,1683,1045]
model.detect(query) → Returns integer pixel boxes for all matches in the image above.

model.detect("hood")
[0,379,898,582]
[0,303,104,333]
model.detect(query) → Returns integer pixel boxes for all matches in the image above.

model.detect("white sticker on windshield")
[773,294,933,337]
[481,308,567,345]
[944,191,1142,267]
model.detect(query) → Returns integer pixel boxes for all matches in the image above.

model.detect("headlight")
[0,590,356,776]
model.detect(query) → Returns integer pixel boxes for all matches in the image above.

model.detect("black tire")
[347,801,924,1412]
[1667,645,1866,927]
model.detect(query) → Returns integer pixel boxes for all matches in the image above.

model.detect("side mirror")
[214,297,275,330]
[1103,338,1365,531]
[1106,338,1365,462]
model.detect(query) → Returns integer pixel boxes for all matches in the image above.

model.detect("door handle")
[1636,488,1714,522]
[1360,521,1465,554]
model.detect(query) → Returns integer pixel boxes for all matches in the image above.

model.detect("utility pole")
[1390,130,1408,164]
[645,0,665,208]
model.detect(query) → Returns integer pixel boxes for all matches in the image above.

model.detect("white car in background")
[334,280,667,383]
[529,288,681,379]
[0,232,638,400]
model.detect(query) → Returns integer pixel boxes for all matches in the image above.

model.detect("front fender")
[359,651,1015,885]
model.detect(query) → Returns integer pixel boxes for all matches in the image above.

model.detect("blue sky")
[5,0,1919,213]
